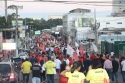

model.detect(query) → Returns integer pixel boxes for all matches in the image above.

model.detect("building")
[112,0,125,16]
[32,18,42,20]
[48,15,62,19]
[97,17,125,43]
[97,17,125,31]
[112,0,125,13]
[62,8,93,43]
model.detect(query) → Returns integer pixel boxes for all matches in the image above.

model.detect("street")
[1,55,123,83]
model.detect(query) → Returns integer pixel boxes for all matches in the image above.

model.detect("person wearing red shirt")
[54,47,58,55]
[57,48,61,56]
[37,55,43,63]
[59,53,63,61]
[90,53,97,60]
[59,61,68,83]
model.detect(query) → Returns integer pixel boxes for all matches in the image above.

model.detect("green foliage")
[0,14,62,30]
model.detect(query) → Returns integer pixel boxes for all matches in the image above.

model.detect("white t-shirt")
[64,59,69,65]
[51,47,54,51]
[54,59,61,69]
[111,52,114,56]
[61,47,64,53]
[46,48,49,51]
[42,64,45,71]
[121,60,125,71]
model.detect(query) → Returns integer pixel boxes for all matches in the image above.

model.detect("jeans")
[46,74,54,83]
[105,68,112,79]
[32,77,41,83]
[112,72,118,81]
[122,71,125,82]
[23,73,30,83]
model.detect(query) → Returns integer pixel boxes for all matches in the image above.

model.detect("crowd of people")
[18,34,125,83]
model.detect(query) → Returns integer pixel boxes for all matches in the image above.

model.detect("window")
[117,22,122,24]
[106,22,110,24]
[0,64,11,73]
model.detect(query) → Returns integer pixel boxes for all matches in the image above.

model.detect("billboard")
[20,30,25,37]
[12,20,23,26]
[3,43,16,50]
[78,18,94,27]
[35,30,41,34]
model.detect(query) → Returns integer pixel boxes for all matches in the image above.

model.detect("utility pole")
[15,6,18,57]
[8,5,23,57]
[94,9,97,45]
[5,0,7,22]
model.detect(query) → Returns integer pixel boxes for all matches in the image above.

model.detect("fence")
[101,41,125,58]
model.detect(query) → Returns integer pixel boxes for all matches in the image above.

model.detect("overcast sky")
[0,0,113,20]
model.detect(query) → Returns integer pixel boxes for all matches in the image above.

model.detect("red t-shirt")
[59,71,68,83]
[90,55,97,60]
[59,54,63,61]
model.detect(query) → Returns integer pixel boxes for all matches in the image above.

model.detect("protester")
[111,56,119,83]
[31,59,42,83]
[60,61,85,83]
[30,56,36,65]
[21,58,32,83]
[44,57,55,83]
[83,56,91,73]
[40,60,46,83]
[121,57,125,82]
[54,57,61,79]
[90,53,97,60]
[86,58,110,83]
[103,55,113,80]
[59,61,68,83]
[99,54,104,67]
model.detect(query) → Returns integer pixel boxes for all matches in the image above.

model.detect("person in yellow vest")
[44,57,55,83]
[86,58,110,83]
[60,61,86,83]
[21,58,32,83]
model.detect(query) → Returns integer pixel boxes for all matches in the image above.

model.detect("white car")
[18,52,29,60]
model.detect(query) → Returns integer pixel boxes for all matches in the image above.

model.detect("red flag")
[72,51,79,61]
[79,45,84,56]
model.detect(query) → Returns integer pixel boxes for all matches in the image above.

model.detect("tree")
[46,19,62,29]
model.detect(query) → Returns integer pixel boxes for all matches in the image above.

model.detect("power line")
[13,1,125,6]
[0,0,125,7]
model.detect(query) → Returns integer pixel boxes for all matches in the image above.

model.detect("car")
[0,62,18,83]
[11,57,22,69]
[18,52,29,60]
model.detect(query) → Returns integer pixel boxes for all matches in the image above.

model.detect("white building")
[62,8,94,43]
[48,15,62,19]
[97,17,125,31]
[112,0,125,13]
[97,17,125,43]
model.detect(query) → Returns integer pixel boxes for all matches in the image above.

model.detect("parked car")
[0,62,18,83]
[19,52,29,60]
[11,57,22,69]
